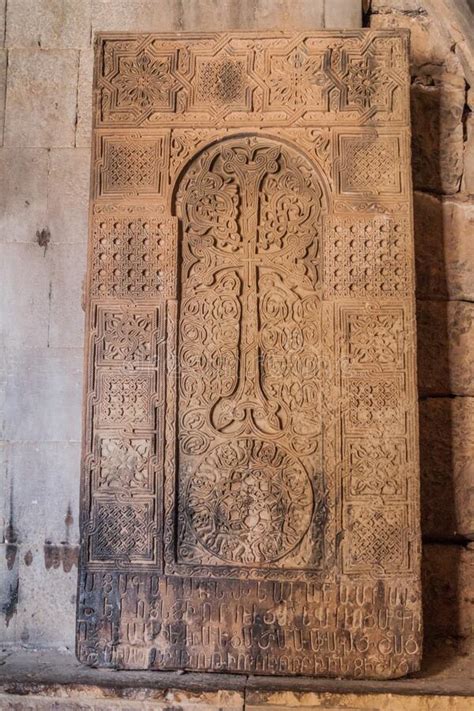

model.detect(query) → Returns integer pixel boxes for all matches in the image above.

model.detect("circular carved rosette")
[186,438,313,565]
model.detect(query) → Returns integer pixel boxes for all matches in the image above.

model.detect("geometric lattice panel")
[344,505,409,573]
[90,501,155,562]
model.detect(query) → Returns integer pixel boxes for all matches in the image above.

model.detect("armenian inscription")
[78,31,421,678]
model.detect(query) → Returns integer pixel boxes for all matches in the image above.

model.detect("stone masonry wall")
[364,0,474,653]
[1,0,472,661]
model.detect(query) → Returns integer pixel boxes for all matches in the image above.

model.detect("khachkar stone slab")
[77,31,421,679]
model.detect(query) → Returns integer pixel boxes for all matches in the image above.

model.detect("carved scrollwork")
[185,439,313,565]
[174,135,325,570]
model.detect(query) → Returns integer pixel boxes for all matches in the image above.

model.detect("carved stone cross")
[77,31,421,679]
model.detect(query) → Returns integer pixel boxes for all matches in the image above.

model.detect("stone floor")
[0,638,472,708]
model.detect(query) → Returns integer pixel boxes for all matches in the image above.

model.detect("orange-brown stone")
[77,30,421,679]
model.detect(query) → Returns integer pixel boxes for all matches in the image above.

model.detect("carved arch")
[170,132,332,216]
[169,134,329,571]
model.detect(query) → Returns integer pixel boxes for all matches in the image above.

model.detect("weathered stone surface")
[370,9,465,195]
[27,565,75,649]
[410,76,465,194]
[1,690,473,710]
[1,442,19,646]
[0,444,80,649]
[4,49,78,148]
[91,0,331,33]
[0,536,20,644]
[5,0,91,49]
[425,0,474,88]
[0,148,48,242]
[0,443,9,535]
[91,0,183,32]
[420,398,474,539]
[371,0,426,11]
[7,441,80,542]
[468,87,474,113]
[417,300,474,396]
[0,441,80,657]
[0,1,5,47]
[48,244,87,348]
[179,0,325,30]
[0,49,6,144]
[48,148,90,244]
[245,690,473,709]
[414,192,474,301]
[423,544,473,639]
[0,692,244,711]
[0,565,16,644]
[77,30,420,679]
[325,0,361,28]
[0,243,51,347]
[5,560,77,652]
[3,347,83,442]
[462,114,474,195]
[370,10,464,75]
[76,49,94,148]
[253,0,324,29]
[3,643,474,696]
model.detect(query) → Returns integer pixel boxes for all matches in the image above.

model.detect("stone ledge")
[0,692,472,711]
[0,644,473,700]
[246,691,472,710]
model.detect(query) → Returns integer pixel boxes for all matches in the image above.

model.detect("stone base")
[0,642,472,709]
[0,691,472,710]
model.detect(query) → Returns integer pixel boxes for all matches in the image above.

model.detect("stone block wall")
[1,0,473,663]
[365,0,474,652]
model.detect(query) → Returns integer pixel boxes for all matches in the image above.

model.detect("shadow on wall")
[411,77,468,669]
